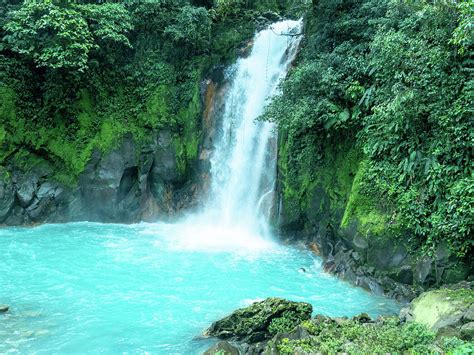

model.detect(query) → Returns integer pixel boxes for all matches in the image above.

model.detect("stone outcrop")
[205,286,474,354]
[204,341,240,355]
[0,130,200,225]
[205,298,312,344]
[399,282,474,340]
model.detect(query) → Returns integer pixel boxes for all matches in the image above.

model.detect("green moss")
[139,84,175,129]
[170,80,202,181]
[411,288,474,330]
[316,143,360,210]
[76,89,94,131]
[180,80,202,163]
[0,86,18,163]
[45,91,126,186]
[278,135,365,230]
[341,160,388,236]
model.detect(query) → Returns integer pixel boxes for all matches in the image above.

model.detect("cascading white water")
[167,20,302,251]
[205,20,302,233]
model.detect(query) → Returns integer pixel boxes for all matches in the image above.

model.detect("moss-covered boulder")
[400,284,474,339]
[205,298,312,343]
[203,341,239,355]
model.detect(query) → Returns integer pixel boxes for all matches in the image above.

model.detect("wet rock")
[393,265,414,285]
[14,175,37,208]
[1,127,201,226]
[353,313,371,323]
[356,276,384,295]
[205,298,312,343]
[460,322,474,340]
[399,306,413,323]
[351,251,361,262]
[204,341,239,355]
[0,305,9,313]
[352,233,368,250]
[24,181,65,222]
[444,264,470,284]
[437,325,461,339]
[463,304,474,322]
[415,258,433,285]
[264,325,311,354]
[405,287,474,333]
[151,130,179,184]
[0,170,14,221]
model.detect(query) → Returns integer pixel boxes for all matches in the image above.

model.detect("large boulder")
[204,341,239,355]
[205,298,312,344]
[400,284,474,339]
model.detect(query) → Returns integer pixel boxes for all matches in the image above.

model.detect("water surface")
[0,222,399,354]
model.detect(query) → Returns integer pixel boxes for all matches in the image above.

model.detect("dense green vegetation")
[0,0,292,184]
[1,0,472,260]
[263,0,473,258]
[274,316,473,354]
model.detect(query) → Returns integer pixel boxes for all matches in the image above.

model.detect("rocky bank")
[204,285,474,354]
[275,142,472,302]
[0,130,199,225]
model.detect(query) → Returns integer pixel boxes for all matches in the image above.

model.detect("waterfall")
[203,20,303,236]
[170,20,302,251]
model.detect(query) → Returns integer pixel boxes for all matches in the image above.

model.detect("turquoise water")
[0,222,400,354]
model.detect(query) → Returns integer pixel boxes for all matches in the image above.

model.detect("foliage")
[76,3,133,50]
[451,0,473,54]
[3,1,94,71]
[268,311,303,335]
[263,0,473,258]
[212,0,245,20]
[164,5,211,54]
[0,0,272,184]
[276,317,437,354]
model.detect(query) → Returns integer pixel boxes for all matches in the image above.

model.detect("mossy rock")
[409,288,474,332]
[205,298,312,344]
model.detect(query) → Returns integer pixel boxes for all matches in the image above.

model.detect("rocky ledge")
[204,286,474,354]
[0,131,199,225]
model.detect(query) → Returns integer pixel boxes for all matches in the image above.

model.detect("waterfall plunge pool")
[0,222,400,354]
[1,20,401,354]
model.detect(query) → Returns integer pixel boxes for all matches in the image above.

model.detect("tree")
[3,1,94,71]
[164,5,211,53]
[3,1,133,72]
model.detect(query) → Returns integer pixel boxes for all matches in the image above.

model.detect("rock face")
[0,131,200,225]
[205,298,312,344]
[0,67,233,226]
[204,341,240,355]
[399,282,474,340]
[275,144,472,301]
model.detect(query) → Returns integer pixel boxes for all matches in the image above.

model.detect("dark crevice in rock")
[118,166,139,202]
